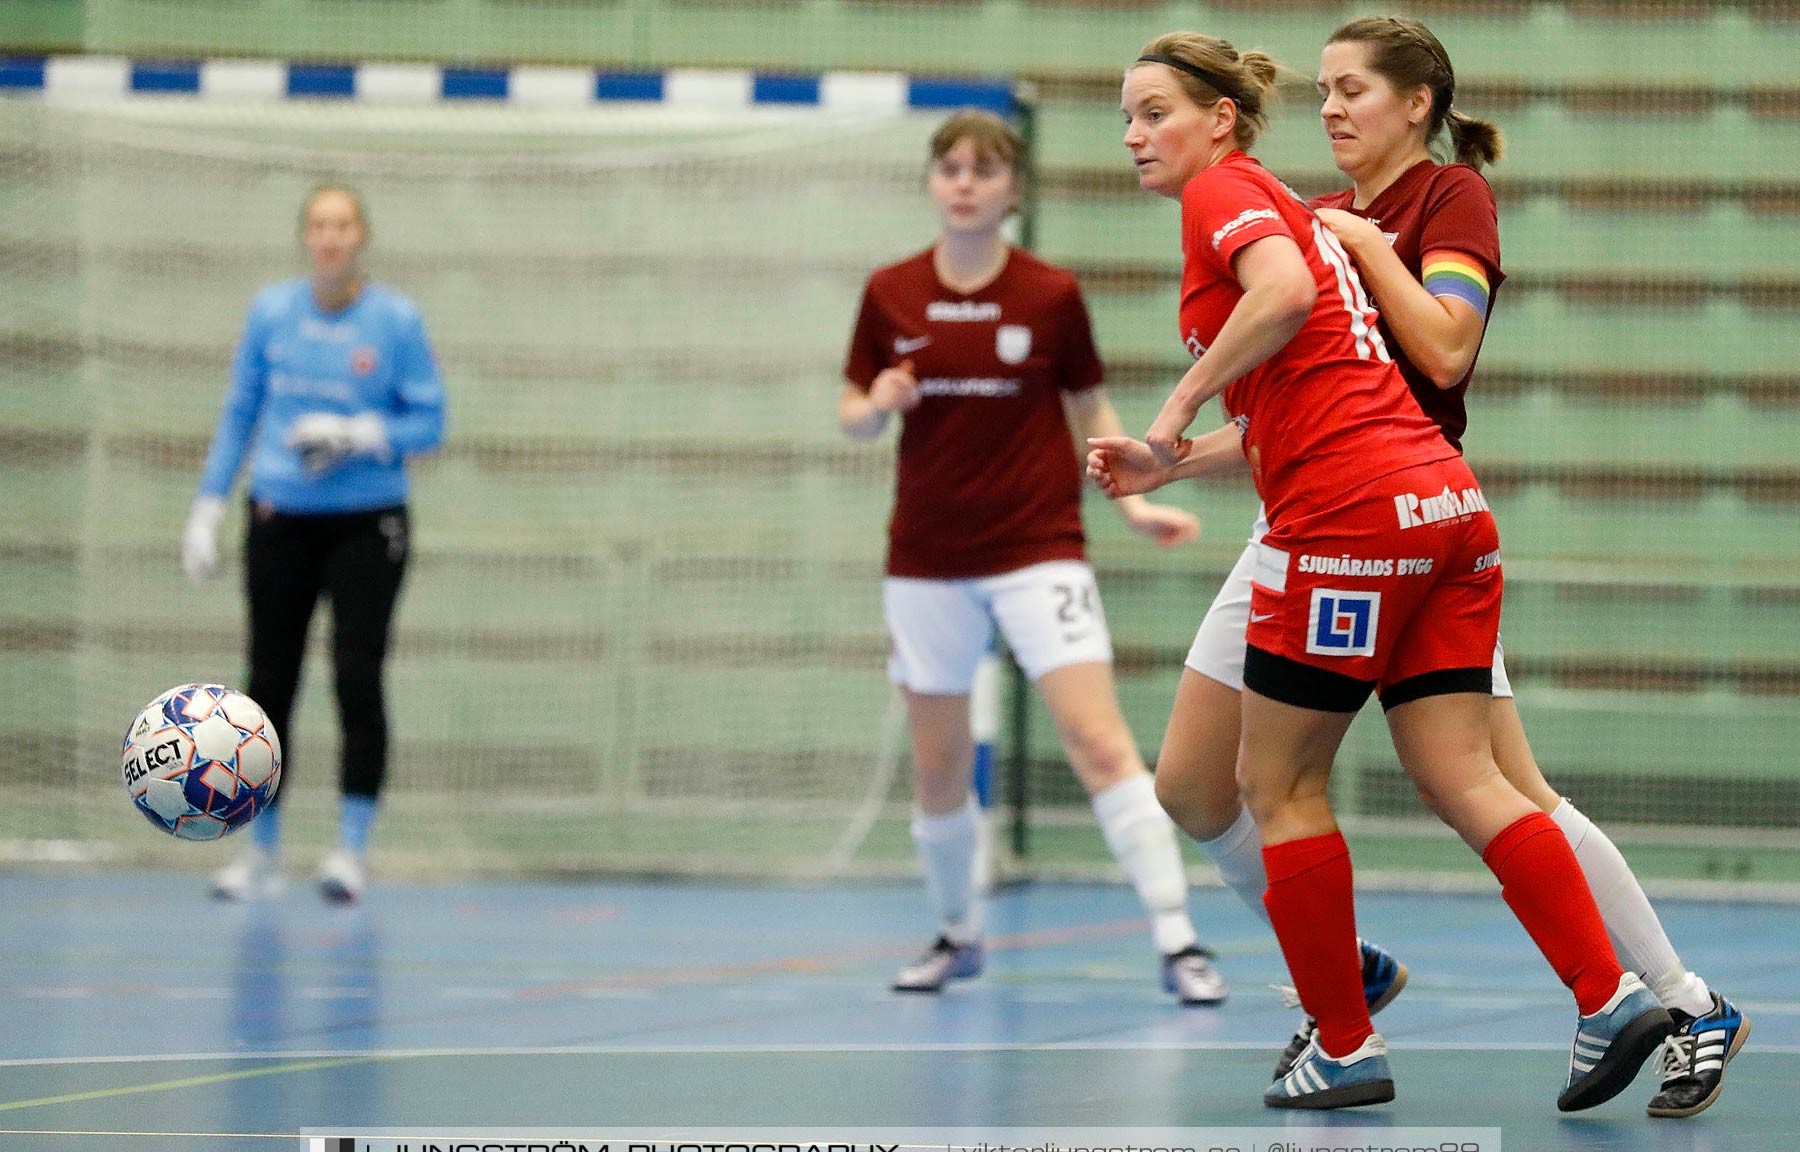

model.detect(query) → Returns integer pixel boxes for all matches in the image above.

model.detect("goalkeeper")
[180,184,446,903]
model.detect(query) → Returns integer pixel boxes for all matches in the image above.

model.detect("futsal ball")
[121,683,282,841]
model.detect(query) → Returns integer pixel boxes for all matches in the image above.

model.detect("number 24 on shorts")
[1053,582,1096,624]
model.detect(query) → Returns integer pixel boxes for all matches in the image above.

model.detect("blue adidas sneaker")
[1273,940,1409,1081]
[1264,1031,1395,1110]
[1557,972,1675,1112]
[892,935,983,993]
[1647,991,1749,1118]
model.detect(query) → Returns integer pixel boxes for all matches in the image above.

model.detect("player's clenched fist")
[868,359,921,413]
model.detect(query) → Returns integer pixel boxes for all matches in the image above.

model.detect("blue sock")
[252,803,281,852]
[340,794,378,854]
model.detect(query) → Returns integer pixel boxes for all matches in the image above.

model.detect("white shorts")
[883,559,1113,694]
[1184,509,1514,698]
[1491,636,1514,699]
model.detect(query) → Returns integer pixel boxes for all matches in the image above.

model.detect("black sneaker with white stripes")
[1557,972,1673,1112]
[1648,992,1749,1119]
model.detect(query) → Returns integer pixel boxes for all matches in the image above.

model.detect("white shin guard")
[1552,797,1713,1017]
[912,796,982,943]
[1093,773,1197,954]
[1198,801,1272,925]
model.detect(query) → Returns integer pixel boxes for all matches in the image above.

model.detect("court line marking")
[0,1054,392,1114]
[4,1039,1800,1068]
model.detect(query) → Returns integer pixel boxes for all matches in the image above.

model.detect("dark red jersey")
[1309,160,1505,451]
[1177,151,1454,530]
[846,247,1104,579]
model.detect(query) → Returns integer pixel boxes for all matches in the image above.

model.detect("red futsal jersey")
[1177,152,1456,530]
[1309,160,1505,451]
[845,247,1104,579]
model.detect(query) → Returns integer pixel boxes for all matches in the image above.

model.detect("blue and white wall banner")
[0,56,1016,114]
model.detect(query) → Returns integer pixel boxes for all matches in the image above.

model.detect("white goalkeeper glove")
[284,412,390,476]
[181,496,226,584]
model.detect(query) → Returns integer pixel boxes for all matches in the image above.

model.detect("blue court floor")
[0,873,1792,1150]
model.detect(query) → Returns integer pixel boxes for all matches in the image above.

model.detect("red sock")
[1482,811,1625,1015]
[1263,831,1370,1058]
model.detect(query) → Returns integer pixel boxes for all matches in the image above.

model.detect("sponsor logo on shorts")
[916,377,1022,398]
[1394,485,1489,529]
[1306,588,1380,657]
[1211,208,1280,251]
[995,325,1033,365]
[1252,542,1290,593]
[1249,611,1276,624]
[1473,548,1502,573]
[926,301,1001,322]
[1297,555,1434,578]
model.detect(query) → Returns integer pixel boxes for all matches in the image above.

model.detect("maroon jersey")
[1178,151,1455,530]
[845,247,1104,579]
[1309,160,1505,451]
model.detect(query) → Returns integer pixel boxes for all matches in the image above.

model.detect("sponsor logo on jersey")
[1306,588,1380,657]
[1382,231,1399,246]
[916,377,1023,398]
[1394,485,1489,529]
[269,373,356,404]
[1211,208,1280,252]
[300,317,355,342]
[1297,555,1434,578]
[995,325,1032,365]
[926,301,1002,322]
[350,346,377,376]
[1473,548,1502,573]
[1185,328,1208,359]
[893,335,932,355]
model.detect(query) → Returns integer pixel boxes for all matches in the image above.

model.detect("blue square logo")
[1306,588,1380,657]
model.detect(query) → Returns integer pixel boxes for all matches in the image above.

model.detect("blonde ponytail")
[1135,33,1297,149]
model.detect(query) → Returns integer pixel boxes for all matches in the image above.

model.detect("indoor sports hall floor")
[0,874,1792,1151]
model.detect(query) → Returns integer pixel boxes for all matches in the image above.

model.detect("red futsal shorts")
[1243,456,1502,712]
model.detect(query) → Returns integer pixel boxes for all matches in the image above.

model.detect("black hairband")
[1136,53,1258,112]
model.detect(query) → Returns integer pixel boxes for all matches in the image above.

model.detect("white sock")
[1552,798,1713,1016]
[912,796,981,943]
[1093,773,1197,954]
[1197,802,1271,925]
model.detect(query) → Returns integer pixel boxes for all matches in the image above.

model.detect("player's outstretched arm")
[1087,423,1244,497]
[184,298,272,583]
[1063,386,1198,548]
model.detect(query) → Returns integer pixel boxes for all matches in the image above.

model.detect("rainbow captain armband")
[1422,250,1491,316]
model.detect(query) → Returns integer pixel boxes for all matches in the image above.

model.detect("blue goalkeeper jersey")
[197,278,447,514]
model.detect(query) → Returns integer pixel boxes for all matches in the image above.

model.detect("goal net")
[0,71,1015,878]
